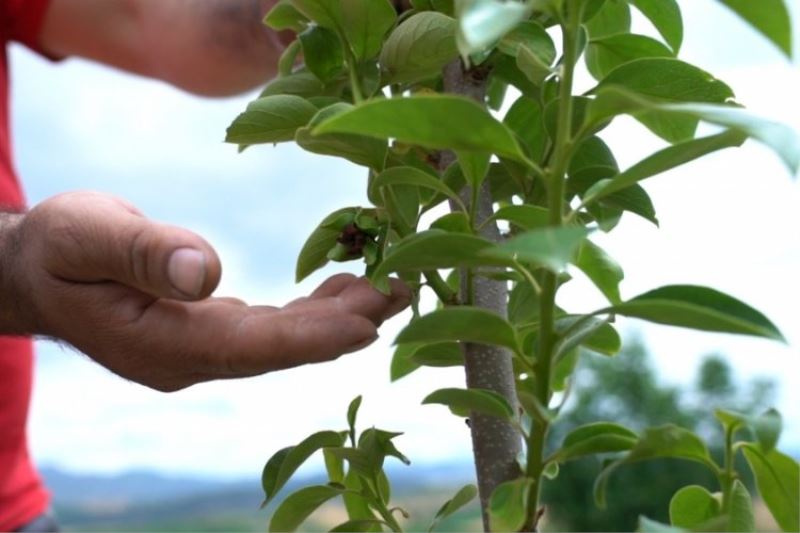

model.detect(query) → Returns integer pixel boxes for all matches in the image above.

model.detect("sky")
[7,1,800,479]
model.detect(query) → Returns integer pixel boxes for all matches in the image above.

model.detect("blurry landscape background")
[7,0,800,531]
[45,341,784,531]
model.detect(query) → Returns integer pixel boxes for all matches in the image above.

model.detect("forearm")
[0,212,33,335]
[40,0,284,97]
[141,0,283,95]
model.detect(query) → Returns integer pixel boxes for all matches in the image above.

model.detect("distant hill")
[41,462,478,532]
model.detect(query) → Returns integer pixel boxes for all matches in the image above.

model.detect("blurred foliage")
[541,336,776,532]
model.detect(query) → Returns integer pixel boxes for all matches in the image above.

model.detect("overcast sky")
[8,1,800,479]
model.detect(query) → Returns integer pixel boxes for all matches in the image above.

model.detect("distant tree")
[542,337,776,532]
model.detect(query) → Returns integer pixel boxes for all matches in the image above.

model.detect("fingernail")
[167,248,206,297]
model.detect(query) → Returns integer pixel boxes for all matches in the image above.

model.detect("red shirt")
[1,0,53,529]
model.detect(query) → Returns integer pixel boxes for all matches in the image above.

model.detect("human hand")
[1,192,410,391]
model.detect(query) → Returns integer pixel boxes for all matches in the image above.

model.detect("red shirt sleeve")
[1,0,54,51]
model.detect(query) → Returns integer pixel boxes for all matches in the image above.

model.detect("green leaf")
[604,285,785,341]
[226,95,318,145]
[574,240,624,304]
[589,87,800,173]
[626,0,683,52]
[557,422,638,461]
[669,485,721,529]
[715,408,783,452]
[380,12,459,84]
[373,167,463,207]
[314,95,534,167]
[583,129,747,204]
[516,44,555,86]
[429,484,478,532]
[269,485,344,532]
[291,0,342,29]
[264,1,309,32]
[728,480,756,532]
[372,230,504,279]
[456,0,531,57]
[741,444,799,532]
[553,316,622,361]
[323,448,345,484]
[504,96,548,163]
[715,408,750,433]
[430,212,472,234]
[600,184,658,226]
[597,58,733,104]
[383,183,420,232]
[410,342,464,367]
[551,345,580,393]
[262,446,293,505]
[543,461,560,480]
[486,226,591,272]
[457,151,491,189]
[593,58,735,142]
[299,26,344,83]
[509,280,539,325]
[584,0,631,39]
[395,307,520,353]
[595,425,715,507]
[752,409,783,452]
[489,478,534,532]
[261,71,330,98]
[358,428,410,467]
[390,343,422,382]
[716,0,792,58]
[341,0,397,60]
[264,431,346,504]
[278,39,302,77]
[296,102,388,170]
[347,395,362,445]
[327,448,377,478]
[499,20,557,66]
[295,207,357,282]
[586,33,674,80]
[342,470,379,527]
[569,136,619,191]
[295,127,388,170]
[423,387,514,420]
[492,53,539,98]
[489,205,550,230]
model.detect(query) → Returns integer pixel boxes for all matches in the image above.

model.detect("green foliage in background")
[543,339,777,531]
[228,0,799,530]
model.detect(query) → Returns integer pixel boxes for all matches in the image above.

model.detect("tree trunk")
[442,60,522,531]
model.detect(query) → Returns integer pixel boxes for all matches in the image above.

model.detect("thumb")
[38,193,221,300]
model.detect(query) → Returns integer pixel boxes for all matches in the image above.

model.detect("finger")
[129,299,378,379]
[284,273,362,308]
[309,273,359,299]
[289,277,411,325]
[39,192,221,301]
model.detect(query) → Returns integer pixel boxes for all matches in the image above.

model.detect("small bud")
[326,242,352,262]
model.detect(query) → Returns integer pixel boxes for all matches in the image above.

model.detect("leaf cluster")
[228,0,798,530]
[260,396,477,532]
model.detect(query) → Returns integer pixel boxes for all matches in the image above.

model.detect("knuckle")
[128,224,156,288]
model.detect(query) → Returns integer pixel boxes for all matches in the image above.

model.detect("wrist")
[0,212,35,334]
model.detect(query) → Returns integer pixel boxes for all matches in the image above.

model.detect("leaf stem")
[424,270,459,305]
[720,423,737,512]
[346,49,365,104]
[525,1,583,529]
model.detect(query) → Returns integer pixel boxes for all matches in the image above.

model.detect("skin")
[0,1,411,391]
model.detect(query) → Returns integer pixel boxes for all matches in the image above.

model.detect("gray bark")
[442,61,522,531]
